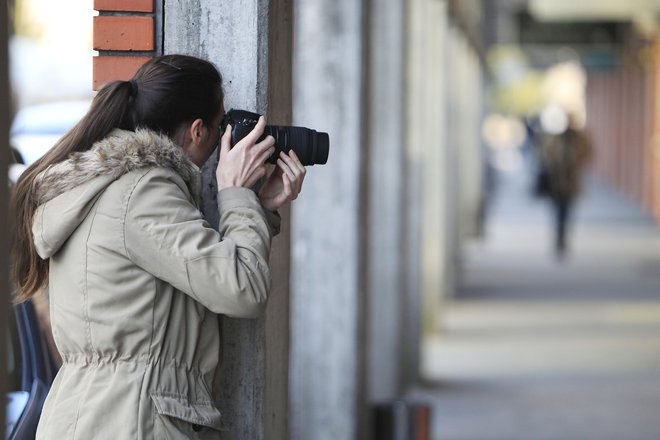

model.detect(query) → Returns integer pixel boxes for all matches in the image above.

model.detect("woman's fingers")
[280,172,293,200]
[217,119,273,189]
[279,151,305,176]
[245,165,268,188]
[277,158,297,183]
[239,116,267,146]
[288,150,306,174]
[276,152,305,200]
[218,116,308,199]
[220,124,233,153]
[280,151,306,185]
[255,136,276,164]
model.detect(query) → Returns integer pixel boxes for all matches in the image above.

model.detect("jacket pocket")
[151,393,223,438]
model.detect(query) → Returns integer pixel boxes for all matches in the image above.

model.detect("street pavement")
[416,166,660,440]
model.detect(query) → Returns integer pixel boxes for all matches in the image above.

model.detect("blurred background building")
[9,0,92,105]
[5,0,660,439]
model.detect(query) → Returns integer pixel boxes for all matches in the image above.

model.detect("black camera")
[221,109,329,166]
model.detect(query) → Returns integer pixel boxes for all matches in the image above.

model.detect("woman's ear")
[180,118,211,166]
[189,118,207,145]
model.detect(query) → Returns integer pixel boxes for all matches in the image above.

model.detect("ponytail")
[11,55,224,302]
[10,80,135,302]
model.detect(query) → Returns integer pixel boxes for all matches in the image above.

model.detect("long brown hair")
[11,54,224,302]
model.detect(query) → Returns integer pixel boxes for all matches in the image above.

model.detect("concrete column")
[365,0,406,405]
[464,46,485,240]
[449,31,485,246]
[405,0,450,381]
[164,1,292,439]
[290,1,364,439]
[264,3,293,437]
[1,0,9,430]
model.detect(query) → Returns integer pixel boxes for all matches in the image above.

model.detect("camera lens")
[266,126,329,166]
[285,127,329,166]
[223,109,329,166]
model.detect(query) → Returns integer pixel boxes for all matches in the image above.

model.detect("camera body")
[221,109,329,166]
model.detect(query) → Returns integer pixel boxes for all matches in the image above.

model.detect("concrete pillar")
[289,1,364,439]
[1,0,9,429]
[164,1,292,439]
[365,0,406,406]
[449,31,485,245]
[405,0,450,376]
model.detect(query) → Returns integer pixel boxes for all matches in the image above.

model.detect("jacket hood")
[32,128,201,258]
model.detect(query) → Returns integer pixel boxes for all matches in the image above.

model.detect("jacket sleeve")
[123,168,273,318]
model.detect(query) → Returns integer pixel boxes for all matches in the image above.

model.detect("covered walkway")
[419,166,660,439]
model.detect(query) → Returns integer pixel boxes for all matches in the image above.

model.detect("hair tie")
[128,80,138,98]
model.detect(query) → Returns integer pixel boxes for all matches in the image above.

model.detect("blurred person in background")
[534,106,592,259]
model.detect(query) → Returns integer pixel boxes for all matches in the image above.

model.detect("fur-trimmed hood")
[34,128,200,205]
[32,128,202,258]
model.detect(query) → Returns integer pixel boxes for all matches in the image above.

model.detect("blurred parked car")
[10,99,91,167]
[6,301,59,440]
[6,100,88,438]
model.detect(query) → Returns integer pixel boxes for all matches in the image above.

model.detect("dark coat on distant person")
[537,127,592,201]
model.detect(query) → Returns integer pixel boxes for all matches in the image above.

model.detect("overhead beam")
[518,12,624,46]
[529,0,660,22]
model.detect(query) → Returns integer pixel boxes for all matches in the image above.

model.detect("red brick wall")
[586,33,660,223]
[92,0,156,90]
[650,35,660,221]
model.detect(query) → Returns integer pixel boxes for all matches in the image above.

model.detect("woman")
[11,54,306,439]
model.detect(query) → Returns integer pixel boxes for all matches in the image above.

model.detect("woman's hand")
[216,116,276,190]
[259,150,306,212]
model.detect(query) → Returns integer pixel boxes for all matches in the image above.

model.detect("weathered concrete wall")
[264,1,293,437]
[290,0,365,439]
[1,0,9,430]
[365,0,407,404]
[406,0,451,367]
[165,0,268,112]
[164,1,291,439]
[449,32,485,244]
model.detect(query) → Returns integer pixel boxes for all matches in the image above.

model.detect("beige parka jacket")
[32,128,279,439]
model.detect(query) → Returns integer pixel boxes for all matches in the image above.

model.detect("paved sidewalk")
[417,168,660,440]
